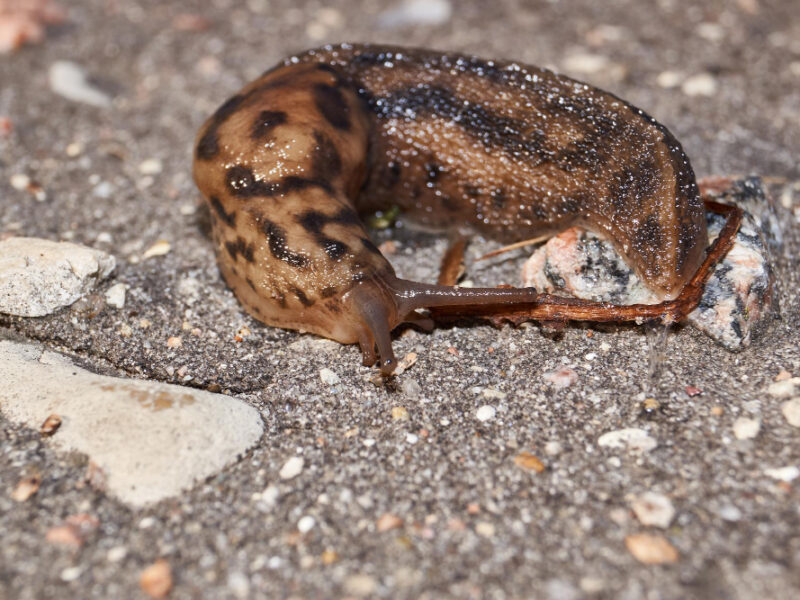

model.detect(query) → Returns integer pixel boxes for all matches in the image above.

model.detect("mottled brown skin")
[193,44,709,373]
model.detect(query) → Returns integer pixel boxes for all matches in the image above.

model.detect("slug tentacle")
[193,43,740,374]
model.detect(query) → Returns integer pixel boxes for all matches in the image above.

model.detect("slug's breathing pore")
[193,44,714,374]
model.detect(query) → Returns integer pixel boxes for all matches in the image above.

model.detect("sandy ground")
[1,0,799,598]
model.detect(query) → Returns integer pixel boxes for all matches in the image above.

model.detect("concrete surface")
[1,0,799,598]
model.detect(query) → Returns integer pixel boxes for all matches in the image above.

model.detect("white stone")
[405,433,419,444]
[563,53,608,74]
[10,173,30,190]
[104,283,127,309]
[717,504,742,522]
[60,566,83,582]
[482,388,506,400]
[781,398,800,427]
[107,546,128,562]
[768,378,800,398]
[0,237,115,317]
[656,70,683,88]
[475,521,496,537]
[319,368,340,385]
[630,492,675,528]
[0,340,263,507]
[377,0,452,28]
[297,515,316,533]
[733,417,761,440]
[279,456,304,480]
[49,61,112,107]
[765,466,799,482]
[475,405,496,422]
[681,73,717,97]
[227,571,250,599]
[138,159,163,175]
[597,428,657,453]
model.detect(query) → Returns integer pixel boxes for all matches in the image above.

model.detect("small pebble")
[377,0,452,28]
[166,336,182,349]
[279,456,304,480]
[656,70,683,88]
[321,549,339,565]
[138,159,163,175]
[513,452,545,473]
[391,406,409,420]
[104,283,127,309]
[139,559,172,598]
[344,574,377,597]
[46,525,83,548]
[40,413,62,436]
[11,474,41,502]
[66,142,84,157]
[717,504,742,522]
[405,433,418,444]
[376,513,403,532]
[732,417,760,440]
[475,521,496,537]
[597,428,657,453]
[319,368,340,385]
[764,466,799,482]
[544,367,578,389]
[10,173,30,190]
[475,405,496,422]
[142,240,171,259]
[297,515,316,533]
[781,398,800,427]
[768,378,800,398]
[482,388,507,400]
[681,73,717,96]
[49,61,112,107]
[630,492,675,528]
[544,441,562,456]
[60,566,83,582]
[625,533,679,564]
[227,571,250,599]
[107,546,128,562]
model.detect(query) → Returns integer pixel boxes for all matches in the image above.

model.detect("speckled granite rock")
[521,177,778,349]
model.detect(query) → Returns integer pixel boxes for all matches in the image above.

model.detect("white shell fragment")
[49,61,112,107]
[521,177,778,350]
[0,237,115,317]
[630,492,676,528]
[597,428,657,453]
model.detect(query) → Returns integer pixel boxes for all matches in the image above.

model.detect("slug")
[192,43,709,374]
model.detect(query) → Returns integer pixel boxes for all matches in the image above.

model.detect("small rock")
[321,549,339,565]
[142,240,171,259]
[377,513,403,532]
[297,515,316,533]
[105,283,127,309]
[513,452,546,473]
[0,237,115,317]
[10,173,30,190]
[764,466,799,482]
[781,398,800,427]
[475,521,496,537]
[733,417,761,440]
[377,0,452,28]
[107,546,128,562]
[656,70,683,88]
[681,72,717,96]
[598,428,657,453]
[60,566,83,582]
[482,388,507,400]
[49,61,112,107]
[544,441,562,456]
[391,406,409,420]
[11,474,41,502]
[563,53,609,74]
[344,574,377,597]
[46,525,83,548]
[40,413,62,436]
[717,504,742,522]
[138,159,163,175]
[405,433,418,444]
[768,378,800,398]
[475,405,496,422]
[393,351,418,375]
[140,559,172,599]
[543,367,578,389]
[625,533,679,564]
[279,456,304,480]
[319,368,340,385]
[630,492,675,528]
[166,336,182,349]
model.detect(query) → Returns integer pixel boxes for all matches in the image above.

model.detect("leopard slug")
[192,43,707,374]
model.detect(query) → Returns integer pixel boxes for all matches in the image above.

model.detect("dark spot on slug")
[313,83,351,130]
[385,161,402,188]
[246,277,257,291]
[320,286,338,298]
[251,110,287,140]
[297,208,361,234]
[321,238,349,260]
[225,237,255,263]
[281,175,334,195]
[290,285,315,307]
[424,162,442,182]
[490,188,506,209]
[210,196,236,227]
[225,165,279,197]
[196,94,246,160]
[262,219,309,268]
[274,290,288,308]
[312,131,342,181]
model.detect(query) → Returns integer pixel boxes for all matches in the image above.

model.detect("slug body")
[193,44,707,373]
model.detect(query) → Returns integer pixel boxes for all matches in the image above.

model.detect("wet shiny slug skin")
[192,44,707,373]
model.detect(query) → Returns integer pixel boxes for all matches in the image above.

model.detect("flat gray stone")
[0,339,263,507]
[0,237,115,317]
